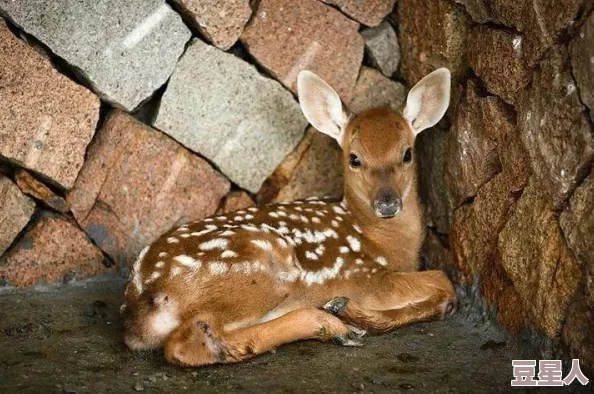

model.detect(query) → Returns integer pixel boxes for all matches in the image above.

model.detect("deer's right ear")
[297,71,350,146]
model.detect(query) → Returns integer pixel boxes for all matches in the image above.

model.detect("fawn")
[121,68,456,367]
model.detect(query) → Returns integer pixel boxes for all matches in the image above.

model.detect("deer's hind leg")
[165,308,363,367]
[324,270,457,334]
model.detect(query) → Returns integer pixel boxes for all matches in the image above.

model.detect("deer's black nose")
[373,189,402,218]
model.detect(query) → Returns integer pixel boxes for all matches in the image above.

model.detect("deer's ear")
[297,70,350,146]
[403,68,451,135]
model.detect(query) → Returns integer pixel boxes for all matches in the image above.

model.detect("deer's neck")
[344,184,424,271]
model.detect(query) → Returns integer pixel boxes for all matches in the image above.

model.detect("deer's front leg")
[325,270,457,333]
[165,308,363,367]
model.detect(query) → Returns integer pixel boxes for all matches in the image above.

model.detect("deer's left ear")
[402,68,451,135]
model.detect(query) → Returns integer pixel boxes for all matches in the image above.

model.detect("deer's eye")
[349,154,361,168]
[403,148,412,164]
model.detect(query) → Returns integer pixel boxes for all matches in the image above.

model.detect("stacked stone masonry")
[0,0,592,376]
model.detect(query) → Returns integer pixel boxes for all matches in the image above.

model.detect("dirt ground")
[0,277,585,394]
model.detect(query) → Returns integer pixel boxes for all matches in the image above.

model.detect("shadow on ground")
[0,278,578,393]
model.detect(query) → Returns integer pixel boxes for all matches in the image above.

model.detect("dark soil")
[0,277,580,394]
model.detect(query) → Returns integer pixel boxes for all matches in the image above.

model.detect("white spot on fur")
[269,212,279,218]
[346,235,361,252]
[331,220,339,228]
[248,207,258,212]
[170,266,181,278]
[220,230,236,237]
[295,207,303,212]
[300,215,309,223]
[251,239,272,251]
[234,216,244,221]
[315,245,325,256]
[277,226,290,234]
[176,227,189,232]
[333,206,347,215]
[305,251,318,260]
[190,230,213,237]
[355,258,364,266]
[180,233,190,238]
[241,224,260,232]
[209,262,229,275]
[221,250,238,258]
[353,224,363,234]
[173,255,201,269]
[375,256,388,266]
[203,218,214,223]
[144,271,161,284]
[199,238,229,251]
[289,214,300,221]
[311,217,321,224]
[300,257,344,286]
[245,214,254,220]
[132,246,150,294]
[167,237,179,244]
[339,246,350,254]
[155,261,165,269]
[277,238,288,248]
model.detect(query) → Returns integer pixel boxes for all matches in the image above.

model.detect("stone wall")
[406,0,594,375]
[0,0,592,375]
[0,0,403,283]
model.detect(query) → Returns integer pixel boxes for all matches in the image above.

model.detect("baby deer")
[122,68,456,367]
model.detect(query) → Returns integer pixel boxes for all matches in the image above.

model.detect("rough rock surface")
[453,0,590,65]
[241,0,364,101]
[416,127,453,234]
[218,191,256,214]
[320,0,396,27]
[0,175,35,256]
[15,170,69,213]
[0,212,106,287]
[399,0,470,84]
[517,47,594,208]
[451,172,519,282]
[274,128,343,203]
[67,111,230,267]
[571,11,594,119]
[0,21,100,189]
[445,81,501,208]
[563,298,594,377]
[560,170,594,293]
[0,0,190,111]
[468,26,531,103]
[361,21,400,77]
[348,67,406,114]
[498,182,582,338]
[154,39,306,193]
[171,0,251,50]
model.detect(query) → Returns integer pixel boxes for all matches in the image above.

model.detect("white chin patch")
[151,309,180,337]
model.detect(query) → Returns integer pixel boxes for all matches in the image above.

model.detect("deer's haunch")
[122,68,457,367]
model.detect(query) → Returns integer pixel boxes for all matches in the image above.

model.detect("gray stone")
[361,21,400,77]
[0,175,35,256]
[154,40,307,193]
[0,0,191,111]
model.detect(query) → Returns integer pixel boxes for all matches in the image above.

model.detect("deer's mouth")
[372,188,403,218]
[373,199,402,218]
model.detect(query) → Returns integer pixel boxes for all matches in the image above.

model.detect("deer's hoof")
[441,299,458,319]
[333,333,364,347]
[323,296,350,315]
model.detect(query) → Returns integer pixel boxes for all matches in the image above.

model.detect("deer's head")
[297,69,450,219]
